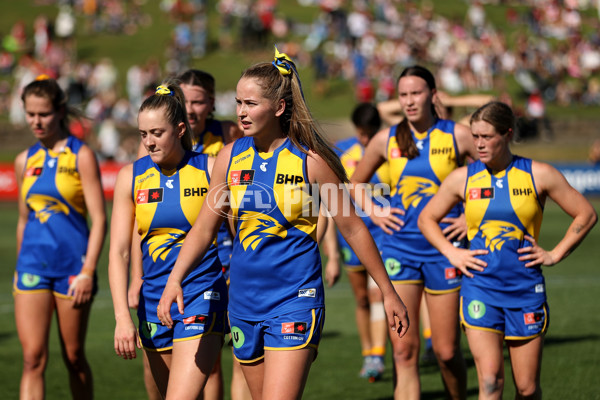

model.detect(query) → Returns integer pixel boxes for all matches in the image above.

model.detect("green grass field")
[0,200,599,399]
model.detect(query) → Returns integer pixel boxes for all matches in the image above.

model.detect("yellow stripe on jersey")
[507,167,543,239]
[386,135,408,197]
[135,166,162,240]
[428,129,458,183]
[465,169,492,241]
[229,147,256,219]
[21,148,46,203]
[179,165,210,226]
[54,146,85,215]
[273,148,317,241]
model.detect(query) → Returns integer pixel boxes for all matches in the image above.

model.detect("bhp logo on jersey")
[469,187,494,200]
[230,170,254,186]
[276,173,304,185]
[137,188,163,204]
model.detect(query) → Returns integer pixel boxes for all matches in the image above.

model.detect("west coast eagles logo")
[146,228,186,262]
[27,194,70,223]
[237,211,287,251]
[480,220,523,252]
[396,176,438,209]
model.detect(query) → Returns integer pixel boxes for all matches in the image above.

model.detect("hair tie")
[155,85,174,96]
[272,46,305,100]
[273,47,294,76]
[35,74,51,81]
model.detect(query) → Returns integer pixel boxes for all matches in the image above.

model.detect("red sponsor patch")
[523,312,543,325]
[26,167,43,177]
[230,170,254,186]
[390,148,401,159]
[136,188,163,204]
[281,322,307,334]
[445,267,457,280]
[468,187,494,200]
[183,315,208,324]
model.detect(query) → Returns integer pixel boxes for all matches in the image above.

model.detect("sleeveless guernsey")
[17,136,89,277]
[385,119,462,262]
[463,156,545,307]
[133,152,227,323]
[226,137,323,319]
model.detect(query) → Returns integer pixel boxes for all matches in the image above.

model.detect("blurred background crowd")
[2,0,600,162]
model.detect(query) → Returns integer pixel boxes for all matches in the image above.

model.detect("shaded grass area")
[0,200,599,398]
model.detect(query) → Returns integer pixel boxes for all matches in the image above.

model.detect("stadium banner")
[0,162,125,201]
[553,164,600,196]
[1,162,599,201]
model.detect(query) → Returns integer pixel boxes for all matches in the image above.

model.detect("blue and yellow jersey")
[335,136,389,256]
[192,118,233,266]
[191,119,225,157]
[385,119,463,262]
[133,152,227,323]
[226,136,323,319]
[17,136,89,277]
[463,156,545,307]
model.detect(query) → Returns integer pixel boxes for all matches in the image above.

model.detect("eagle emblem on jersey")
[146,228,186,262]
[27,194,70,223]
[480,220,523,252]
[238,211,287,251]
[397,176,438,209]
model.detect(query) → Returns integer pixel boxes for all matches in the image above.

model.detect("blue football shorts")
[460,296,549,340]
[228,308,325,364]
[13,271,98,299]
[139,310,228,352]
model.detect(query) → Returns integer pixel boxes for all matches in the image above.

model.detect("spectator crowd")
[2,0,600,160]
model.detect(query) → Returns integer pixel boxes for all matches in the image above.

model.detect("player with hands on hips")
[418,101,597,399]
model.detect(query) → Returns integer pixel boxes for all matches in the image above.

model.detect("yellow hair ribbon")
[273,46,294,76]
[35,74,51,81]
[155,85,174,96]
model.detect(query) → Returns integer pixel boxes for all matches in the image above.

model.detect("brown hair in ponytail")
[241,60,348,183]
[395,65,438,160]
[139,79,194,151]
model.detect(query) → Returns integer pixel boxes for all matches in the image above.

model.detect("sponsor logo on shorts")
[535,284,544,293]
[204,291,221,301]
[523,312,544,325]
[231,326,245,349]
[21,273,41,288]
[298,288,316,298]
[140,321,158,338]
[281,322,307,335]
[468,300,486,319]
[341,248,352,263]
[183,314,208,331]
[385,258,401,276]
[445,267,457,280]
